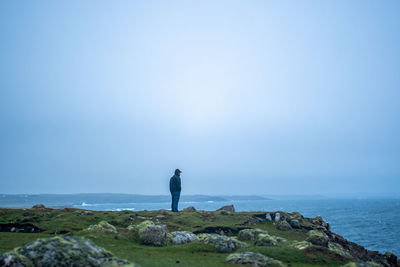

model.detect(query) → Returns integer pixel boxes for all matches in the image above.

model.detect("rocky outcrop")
[0,236,137,267]
[196,233,247,253]
[226,252,284,267]
[217,205,235,212]
[168,231,197,245]
[87,221,117,233]
[137,220,168,246]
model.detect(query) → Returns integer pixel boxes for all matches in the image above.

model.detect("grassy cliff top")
[0,206,397,267]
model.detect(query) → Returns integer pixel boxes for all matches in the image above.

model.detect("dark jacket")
[169,174,181,193]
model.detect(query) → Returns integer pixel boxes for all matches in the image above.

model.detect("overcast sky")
[1,0,399,195]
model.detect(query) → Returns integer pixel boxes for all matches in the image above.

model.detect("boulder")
[196,233,247,253]
[328,242,353,258]
[276,220,292,230]
[217,205,235,212]
[32,204,46,209]
[265,213,272,221]
[274,213,281,222]
[137,220,168,246]
[168,231,197,245]
[288,219,301,229]
[289,241,313,250]
[182,206,196,212]
[87,221,117,233]
[306,230,329,247]
[237,228,268,241]
[254,233,278,246]
[0,236,137,267]
[226,252,284,267]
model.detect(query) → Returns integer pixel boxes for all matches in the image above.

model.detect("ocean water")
[1,195,399,256]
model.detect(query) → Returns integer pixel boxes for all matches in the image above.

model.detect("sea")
[1,194,399,256]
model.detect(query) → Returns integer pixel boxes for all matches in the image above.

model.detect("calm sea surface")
[1,195,399,256]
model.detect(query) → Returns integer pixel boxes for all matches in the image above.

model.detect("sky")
[0,0,399,195]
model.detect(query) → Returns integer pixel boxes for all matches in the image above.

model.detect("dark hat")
[175,169,182,175]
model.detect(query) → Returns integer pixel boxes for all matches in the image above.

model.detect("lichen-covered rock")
[196,233,247,253]
[0,236,137,267]
[276,220,292,230]
[238,228,268,241]
[217,205,235,212]
[328,242,353,258]
[137,220,168,246]
[87,221,117,233]
[182,206,196,212]
[254,233,278,246]
[168,231,197,245]
[306,230,329,247]
[289,240,313,250]
[226,252,284,266]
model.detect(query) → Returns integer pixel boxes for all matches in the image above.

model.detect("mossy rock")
[137,221,168,246]
[237,228,268,241]
[87,221,118,233]
[196,233,247,253]
[226,252,284,266]
[0,236,138,266]
[306,230,329,247]
[167,231,197,245]
[289,240,313,250]
[254,233,278,246]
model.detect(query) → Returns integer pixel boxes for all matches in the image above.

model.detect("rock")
[217,205,235,212]
[254,233,278,246]
[182,206,196,212]
[87,221,117,233]
[265,213,272,221]
[168,231,197,245]
[137,220,168,246]
[328,242,353,258]
[238,228,268,241]
[226,252,284,267]
[276,220,292,230]
[289,240,313,250]
[32,204,46,209]
[196,233,247,253]
[288,219,301,229]
[155,215,165,219]
[289,212,304,220]
[306,230,329,247]
[158,209,170,215]
[0,236,137,267]
[274,213,281,222]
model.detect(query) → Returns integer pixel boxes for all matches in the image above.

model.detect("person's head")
[174,169,182,176]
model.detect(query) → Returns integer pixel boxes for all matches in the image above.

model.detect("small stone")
[182,206,196,212]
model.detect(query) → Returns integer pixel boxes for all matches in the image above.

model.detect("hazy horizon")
[1,1,399,195]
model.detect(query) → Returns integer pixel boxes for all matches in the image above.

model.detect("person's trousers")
[171,191,180,212]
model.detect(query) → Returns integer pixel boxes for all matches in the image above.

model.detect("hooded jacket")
[169,170,181,193]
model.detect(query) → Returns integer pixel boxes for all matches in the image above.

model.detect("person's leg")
[171,192,175,211]
[175,191,180,212]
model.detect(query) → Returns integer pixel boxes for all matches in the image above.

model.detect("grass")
[0,208,351,266]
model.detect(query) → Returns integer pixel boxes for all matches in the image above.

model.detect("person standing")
[169,169,182,212]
